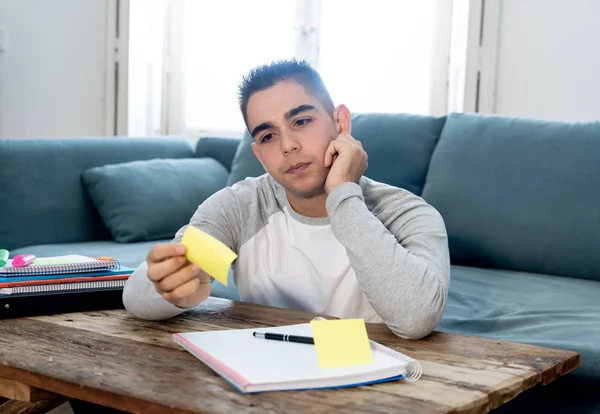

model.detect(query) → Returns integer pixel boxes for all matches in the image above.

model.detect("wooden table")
[0,297,579,413]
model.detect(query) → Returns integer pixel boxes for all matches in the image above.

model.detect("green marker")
[0,249,9,267]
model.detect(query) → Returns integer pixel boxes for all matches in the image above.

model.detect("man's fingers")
[325,138,357,168]
[156,263,204,292]
[147,243,186,263]
[324,140,340,167]
[147,256,188,282]
[162,278,202,303]
[338,133,362,147]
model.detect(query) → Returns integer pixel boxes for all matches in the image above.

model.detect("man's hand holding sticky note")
[181,226,238,286]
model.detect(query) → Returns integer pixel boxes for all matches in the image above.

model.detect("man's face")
[247,81,338,199]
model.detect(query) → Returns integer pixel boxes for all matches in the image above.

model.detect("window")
[181,0,297,135]
[318,0,440,115]
[129,0,452,137]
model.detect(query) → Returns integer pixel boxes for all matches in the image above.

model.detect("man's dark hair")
[238,59,335,128]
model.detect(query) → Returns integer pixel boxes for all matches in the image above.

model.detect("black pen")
[253,331,314,345]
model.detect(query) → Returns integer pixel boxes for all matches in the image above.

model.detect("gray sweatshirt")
[123,175,450,339]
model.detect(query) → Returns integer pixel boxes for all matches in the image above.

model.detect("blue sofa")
[1,112,599,412]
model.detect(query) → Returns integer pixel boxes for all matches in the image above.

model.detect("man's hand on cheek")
[324,133,368,194]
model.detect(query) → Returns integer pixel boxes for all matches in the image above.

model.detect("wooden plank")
[364,323,579,380]
[0,377,60,402]
[29,298,331,349]
[0,396,68,414]
[0,297,580,414]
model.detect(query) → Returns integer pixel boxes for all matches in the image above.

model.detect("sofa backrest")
[351,113,446,195]
[421,113,600,282]
[195,136,240,172]
[0,137,195,250]
[227,113,446,196]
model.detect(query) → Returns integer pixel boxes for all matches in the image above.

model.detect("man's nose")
[281,132,300,155]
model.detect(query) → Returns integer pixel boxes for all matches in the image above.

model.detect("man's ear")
[251,142,266,169]
[332,104,352,135]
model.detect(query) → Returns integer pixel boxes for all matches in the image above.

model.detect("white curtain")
[127,0,167,136]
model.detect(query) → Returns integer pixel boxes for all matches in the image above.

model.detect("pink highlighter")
[12,254,36,267]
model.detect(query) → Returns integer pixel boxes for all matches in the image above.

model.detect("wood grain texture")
[0,396,68,414]
[0,297,579,414]
[0,377,60,402]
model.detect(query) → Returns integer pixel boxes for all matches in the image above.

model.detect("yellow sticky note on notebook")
[181,226,237,286]
[310,319,374,369]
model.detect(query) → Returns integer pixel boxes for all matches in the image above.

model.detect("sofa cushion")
[227,113,446,195]
[10,241,239,300]
[0,137,195,250]
[82,158,228,243]
[421,113,600,282]
[439,265,600,385]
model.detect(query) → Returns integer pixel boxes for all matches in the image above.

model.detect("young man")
[123,59,450,340]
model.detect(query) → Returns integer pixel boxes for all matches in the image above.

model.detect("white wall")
[0,0,111,137]
[494,0,600,122]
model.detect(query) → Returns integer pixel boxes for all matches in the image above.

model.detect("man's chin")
[289,186,326,199]
[270,172,327,198]
[282,181,326,199]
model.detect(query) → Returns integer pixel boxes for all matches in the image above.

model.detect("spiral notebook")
[173,317,422,393]
[0,278,128,295]
[0,268,133,285]
[0,255,120,276]
[0,274,130,295]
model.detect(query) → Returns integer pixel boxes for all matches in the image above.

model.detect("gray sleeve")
[122,185,244,321]
[325,180,450,339]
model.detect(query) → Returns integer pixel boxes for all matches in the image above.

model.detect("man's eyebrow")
[283,104,317,120]
[250,122,275,138]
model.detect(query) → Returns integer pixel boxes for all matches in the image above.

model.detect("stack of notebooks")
[0,254,133,317]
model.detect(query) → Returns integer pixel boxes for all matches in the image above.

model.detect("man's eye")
[295,118,312,127]
[261,133,274,143]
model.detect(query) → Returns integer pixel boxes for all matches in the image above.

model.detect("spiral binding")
[0,259,120,276]
[4,279,127,294]
[311,317,422,382]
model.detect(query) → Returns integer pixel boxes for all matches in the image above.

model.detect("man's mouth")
[286,162,311,173]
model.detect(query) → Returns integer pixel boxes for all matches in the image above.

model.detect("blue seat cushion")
[439,265,600,385]
[10,242,239,300]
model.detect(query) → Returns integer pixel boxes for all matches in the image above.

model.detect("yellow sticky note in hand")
[181,226,237,286]
[310,319,374,369]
